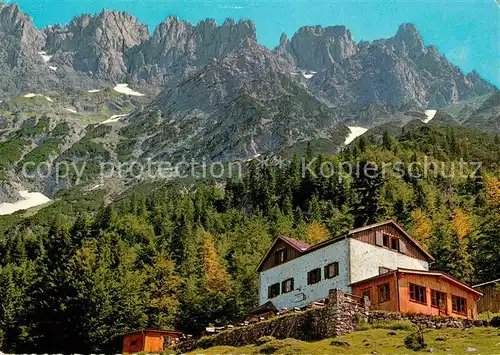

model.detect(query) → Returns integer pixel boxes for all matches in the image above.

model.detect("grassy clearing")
[184,326,499,355]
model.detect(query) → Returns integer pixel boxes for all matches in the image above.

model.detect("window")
[377,283,391,303]
[383,234,390,248]
[130,339,138,347]
[268,283,280,298]
[431,290,447,309]
[452,295,467,314]
[361,288,372,301]
[376,231,400,251]
[379,266,391,275]
[307,268,321,285]
[325,262,339,279]
[282,278,294,293]
[391,238,399,250]
[274,248,287,265]
[410,283,427,304]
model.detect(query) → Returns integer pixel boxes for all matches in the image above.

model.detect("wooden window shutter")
[399,240,408,254]
[375,231,384,246]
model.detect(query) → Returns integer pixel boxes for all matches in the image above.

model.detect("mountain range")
[0,2,498,205]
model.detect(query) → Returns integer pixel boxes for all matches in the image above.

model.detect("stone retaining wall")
[368,311,490,328]
[176,289,368,353]
[175,290,492,353]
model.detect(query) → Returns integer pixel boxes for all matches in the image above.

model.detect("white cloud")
[446,46,470,66]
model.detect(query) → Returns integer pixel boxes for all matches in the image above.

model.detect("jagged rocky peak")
[43,9,150,78]
[127,16,259,85]
[0,2,45,57]
[281,24,358,71]
[392,23,425,54]
[151,15,193,44]
[466,70,496,94]
[46,9,149,53]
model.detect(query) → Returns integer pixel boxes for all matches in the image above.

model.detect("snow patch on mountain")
[38,51,52,62]
[23,93,54,102]
[0,191,51,215]
[113,84,145,96]
[423,109,437,123]
[100,114,129,125]
[345,126,368,145]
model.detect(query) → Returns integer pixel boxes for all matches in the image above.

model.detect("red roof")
[281,236,311,251]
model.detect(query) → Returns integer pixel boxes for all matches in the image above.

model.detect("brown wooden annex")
[351,268,483,320]
[473,279,500,313]
[256,220,434,272]
[122,329,183,354]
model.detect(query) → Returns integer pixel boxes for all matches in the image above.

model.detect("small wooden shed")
[122,329,183,354]
[473,279,500,313]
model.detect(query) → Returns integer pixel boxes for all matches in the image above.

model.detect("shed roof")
[473,279,500,288]
[122,329,183,336]
[248,301,278,315]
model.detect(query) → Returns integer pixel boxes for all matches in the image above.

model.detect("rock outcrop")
[307,23,495,108]
[128,16,258,86]
[45,10,150,79]
[277,25,357,71]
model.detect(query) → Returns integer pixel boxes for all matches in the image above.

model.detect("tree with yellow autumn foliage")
[306,221,329,244]
[202,231,229,293]
[484,175,500,207]
[451,209,471,242]
[411,209,432,247]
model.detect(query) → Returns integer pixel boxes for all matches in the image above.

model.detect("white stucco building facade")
[259,239,350,310]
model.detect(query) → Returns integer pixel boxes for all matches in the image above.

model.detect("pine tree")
[147,255,181,328]
[351,161,386,226]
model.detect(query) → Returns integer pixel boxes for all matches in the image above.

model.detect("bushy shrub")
[372,320,414,331]
[256,336,276,345]
[404,327,426,351]
[358,322,373,331]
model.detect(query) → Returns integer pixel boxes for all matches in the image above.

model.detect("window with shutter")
[307,268,321,285]
[325,262,339,279]
[282,278,294,293]
[268,283,280,298]
[375,231,384,246]
[274,248,287,265]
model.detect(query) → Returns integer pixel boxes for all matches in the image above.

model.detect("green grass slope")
[186,326,499,355]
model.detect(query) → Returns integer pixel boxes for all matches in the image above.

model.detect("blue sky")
[8,0,500,86]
